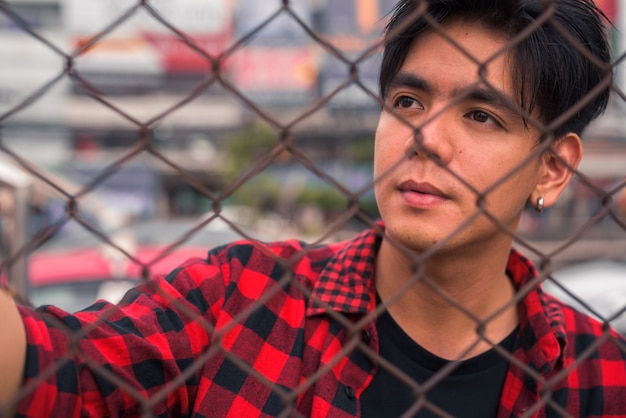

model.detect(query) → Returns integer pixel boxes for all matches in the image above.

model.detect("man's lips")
[398,181,447,197]
[398,180,449,208]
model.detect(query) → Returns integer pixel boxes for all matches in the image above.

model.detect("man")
[1,0,624,417]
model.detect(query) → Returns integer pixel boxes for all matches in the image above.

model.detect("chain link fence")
[0,0,625,416]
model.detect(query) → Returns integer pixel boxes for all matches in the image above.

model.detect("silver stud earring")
[536,196,544,214]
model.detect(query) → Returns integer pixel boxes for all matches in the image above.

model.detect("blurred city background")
[0,0,625,329]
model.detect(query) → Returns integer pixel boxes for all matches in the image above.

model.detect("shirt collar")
[306,224,567,372]
[306,223,383,317]
[507,249,567,374]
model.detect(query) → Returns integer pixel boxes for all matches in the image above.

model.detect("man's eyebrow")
[388,71,523,116]
[388,72,514,108]
[387,72,432,94]
[462,86,518,113]
[464,85,530,125]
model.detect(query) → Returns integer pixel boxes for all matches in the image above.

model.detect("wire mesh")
[0,0,625,416]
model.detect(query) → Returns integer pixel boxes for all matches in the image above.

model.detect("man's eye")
[394,96,420,109]
[471,110,490,122]
[468,110,500,126]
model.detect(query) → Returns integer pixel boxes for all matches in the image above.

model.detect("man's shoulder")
[542,291,626,356]
[543,291,614,331]
[206,237,343,269]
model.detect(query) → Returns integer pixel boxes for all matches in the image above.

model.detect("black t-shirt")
[360,309,517,417]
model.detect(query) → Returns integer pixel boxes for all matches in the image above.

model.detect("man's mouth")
[399,181,446,197]
[398,180,449,208]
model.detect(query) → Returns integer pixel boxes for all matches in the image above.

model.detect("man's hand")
[0,288,26,412]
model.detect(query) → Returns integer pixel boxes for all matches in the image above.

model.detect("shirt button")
[362,330,372,344]
[345,386,355,399]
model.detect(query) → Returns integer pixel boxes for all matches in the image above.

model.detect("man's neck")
[375,238,519,361]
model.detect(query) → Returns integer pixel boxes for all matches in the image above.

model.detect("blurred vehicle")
[27,216,251,312]
[543,260,626,335]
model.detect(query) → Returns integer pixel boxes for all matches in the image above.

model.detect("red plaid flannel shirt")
[14,225,626,417]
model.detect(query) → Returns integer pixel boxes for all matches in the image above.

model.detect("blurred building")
[0,0,624,234]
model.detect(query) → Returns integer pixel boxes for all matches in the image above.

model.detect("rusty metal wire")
[0,0,625,416]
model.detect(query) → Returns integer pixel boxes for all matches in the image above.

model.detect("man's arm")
[0,255,225,416]
[0,289,26,407]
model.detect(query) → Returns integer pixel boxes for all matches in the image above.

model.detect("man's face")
[374,18,545,256]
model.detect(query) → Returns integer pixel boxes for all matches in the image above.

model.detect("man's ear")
[530,132,583,210]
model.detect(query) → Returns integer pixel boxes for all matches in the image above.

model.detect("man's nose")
[403,111,454,166]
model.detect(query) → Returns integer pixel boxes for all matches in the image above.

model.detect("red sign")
[227,47,318,91]
[143,32,233,74]
[596,0,617,22]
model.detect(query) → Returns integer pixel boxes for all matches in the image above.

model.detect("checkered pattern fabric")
[14,224,626,417]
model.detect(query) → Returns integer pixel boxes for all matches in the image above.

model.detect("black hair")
[379,0,612,136]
